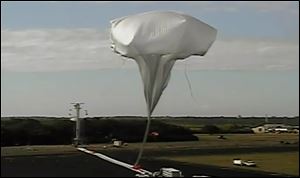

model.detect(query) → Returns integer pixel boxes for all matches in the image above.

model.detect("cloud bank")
[1,28,299,72]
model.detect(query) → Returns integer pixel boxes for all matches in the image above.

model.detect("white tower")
[71,102,84,147]
[265,114,269,123]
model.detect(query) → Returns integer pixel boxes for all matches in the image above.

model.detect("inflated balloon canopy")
[110,11,217,165]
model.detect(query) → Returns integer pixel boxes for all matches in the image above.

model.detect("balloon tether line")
[184,62,199,105]
[134,111,151,166]
[134,108,151,165]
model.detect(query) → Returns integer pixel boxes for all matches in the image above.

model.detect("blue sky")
[2,1,299,39]
[1,1,299,117]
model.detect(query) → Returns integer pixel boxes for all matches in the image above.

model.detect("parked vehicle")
[233,159,256,167]
[113,140,122,147]
[233,158,242,166]
[152,168,183,177]
[135,173,150,177]
[242,160,256,167]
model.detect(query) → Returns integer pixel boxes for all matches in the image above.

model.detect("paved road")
[2,154,135,177]
[1,151,295,177]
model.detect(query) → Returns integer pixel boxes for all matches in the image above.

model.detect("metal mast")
[265,114,269,124]
[71,102,84,147]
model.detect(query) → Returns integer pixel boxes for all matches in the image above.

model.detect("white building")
[252,124,299,133]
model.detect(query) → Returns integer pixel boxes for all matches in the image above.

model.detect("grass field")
[194,133,299,146]
[1,145,78,157]
[2,133,298,176]
[2,133,298,156]
[162,151,299,176]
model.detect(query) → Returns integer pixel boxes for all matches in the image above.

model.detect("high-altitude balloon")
[110,11,217,165]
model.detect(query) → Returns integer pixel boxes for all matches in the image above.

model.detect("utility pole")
[71,102,84,147]
[265,114,269,124]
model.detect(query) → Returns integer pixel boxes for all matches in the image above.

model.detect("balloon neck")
[135,54,175,115]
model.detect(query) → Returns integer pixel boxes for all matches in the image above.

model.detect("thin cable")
[134,112,151,166]
[184,62,199,104]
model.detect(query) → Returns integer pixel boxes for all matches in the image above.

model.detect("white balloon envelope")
[110,11,217,165]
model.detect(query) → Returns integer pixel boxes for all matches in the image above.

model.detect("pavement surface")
[2,147,297,177]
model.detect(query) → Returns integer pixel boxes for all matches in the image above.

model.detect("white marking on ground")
[77,147,152,175]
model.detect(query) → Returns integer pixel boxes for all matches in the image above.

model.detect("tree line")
[1,118,198,146]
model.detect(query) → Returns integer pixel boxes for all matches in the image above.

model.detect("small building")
[252,124,298,134]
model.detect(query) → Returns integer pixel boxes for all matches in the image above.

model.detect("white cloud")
[1,28,124,72]
[1,28,299,72]
[186,1,299,14]
[180,38,299,71]
[46,1,298,15]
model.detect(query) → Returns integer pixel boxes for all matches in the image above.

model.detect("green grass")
[2,133,298,157]
[195,133,299,144]
[2,134,299,176]
[1,145,78,157]
[162,152,299,176]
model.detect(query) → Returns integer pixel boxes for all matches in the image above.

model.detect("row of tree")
[1,118,198,146]
[199,124,253,134]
